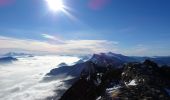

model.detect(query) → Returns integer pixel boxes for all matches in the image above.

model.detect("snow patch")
[106,85,121,97]
[128,80,137,86]
[125,79,137,86]
[96,96,102,100]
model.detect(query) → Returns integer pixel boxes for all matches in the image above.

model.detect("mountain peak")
[59,60,170,100]
[4,52,33,57]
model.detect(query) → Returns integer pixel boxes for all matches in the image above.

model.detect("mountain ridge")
[45,52,170,100]
[59,60,170,100]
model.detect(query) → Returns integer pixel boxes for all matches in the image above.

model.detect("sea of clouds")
[0,55,79,100]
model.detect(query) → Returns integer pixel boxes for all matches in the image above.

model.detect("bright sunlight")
[45,0,64,12]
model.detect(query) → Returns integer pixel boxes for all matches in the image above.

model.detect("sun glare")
[45,0,78,21]
[45,0,64,12]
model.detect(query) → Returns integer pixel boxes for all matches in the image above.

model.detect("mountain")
[89,52,137,67]
[58,62,68,67]
[151,56,170,65]
[45,52,170,99]
[59,60,170,100]
[90,52,170,65]
[46,61,97,77]
[46,52,127,77]
[46,52,170,80]
[0,56,17,63]
[3,52,33,57]
[132,56,170,65]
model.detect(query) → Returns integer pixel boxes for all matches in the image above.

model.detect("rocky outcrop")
[59,60,170,100]
[113,60,170,100]
[121,60,160,86]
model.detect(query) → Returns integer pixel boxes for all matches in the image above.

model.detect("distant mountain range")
[1,52,170,65]
[0,56,17,64]
[0,52,34,64]
[3,52,33,57]
[90,52,170,66]
[47,52,170,77]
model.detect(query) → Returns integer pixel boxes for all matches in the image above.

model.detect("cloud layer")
[0,35,169,56]
[0,36,118,55]
[0,56,79,100]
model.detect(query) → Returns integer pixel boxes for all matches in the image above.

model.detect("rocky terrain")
[47,52,170,77]
[44,52,170,100]
[58,60,170,100]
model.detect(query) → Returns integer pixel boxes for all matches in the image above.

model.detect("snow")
[128,80,137,86]
[121,72,125,76]
[125,79,137,86]
[96,96,102,100]
[97,85,121,100]
[106,86,121,91]
[106,85,121,96]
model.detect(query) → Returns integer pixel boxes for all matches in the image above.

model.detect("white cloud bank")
[0,56,80,100]
[1,35,168,56]
[0,36,118,55]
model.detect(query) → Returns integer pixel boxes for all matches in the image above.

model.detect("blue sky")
[0,0,170,56]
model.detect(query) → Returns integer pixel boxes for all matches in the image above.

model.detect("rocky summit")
[59,60,170,100]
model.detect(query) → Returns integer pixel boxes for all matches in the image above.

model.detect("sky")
[0,0,170,56]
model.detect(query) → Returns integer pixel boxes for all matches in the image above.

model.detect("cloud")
[0,35,169,56]
[42,34,58,40]
[0,56,79,100]
[0,36,118,55]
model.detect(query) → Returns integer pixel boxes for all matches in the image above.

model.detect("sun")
[45,0,64,12]
[44,0,78,21]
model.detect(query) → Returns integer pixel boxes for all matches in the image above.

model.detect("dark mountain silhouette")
[59,60,170,100]
[0,56,17,63]
[47,52,170,77]
[4,52,33,57]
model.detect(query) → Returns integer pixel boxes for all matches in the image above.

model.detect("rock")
[59,60,170,100]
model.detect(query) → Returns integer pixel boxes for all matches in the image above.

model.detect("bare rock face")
[121,60,160,86]
[115,60,170,100]
[113,85,169,100]
[58,60,170,100]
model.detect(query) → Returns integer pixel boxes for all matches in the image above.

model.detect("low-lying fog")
[0,55,80,100]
